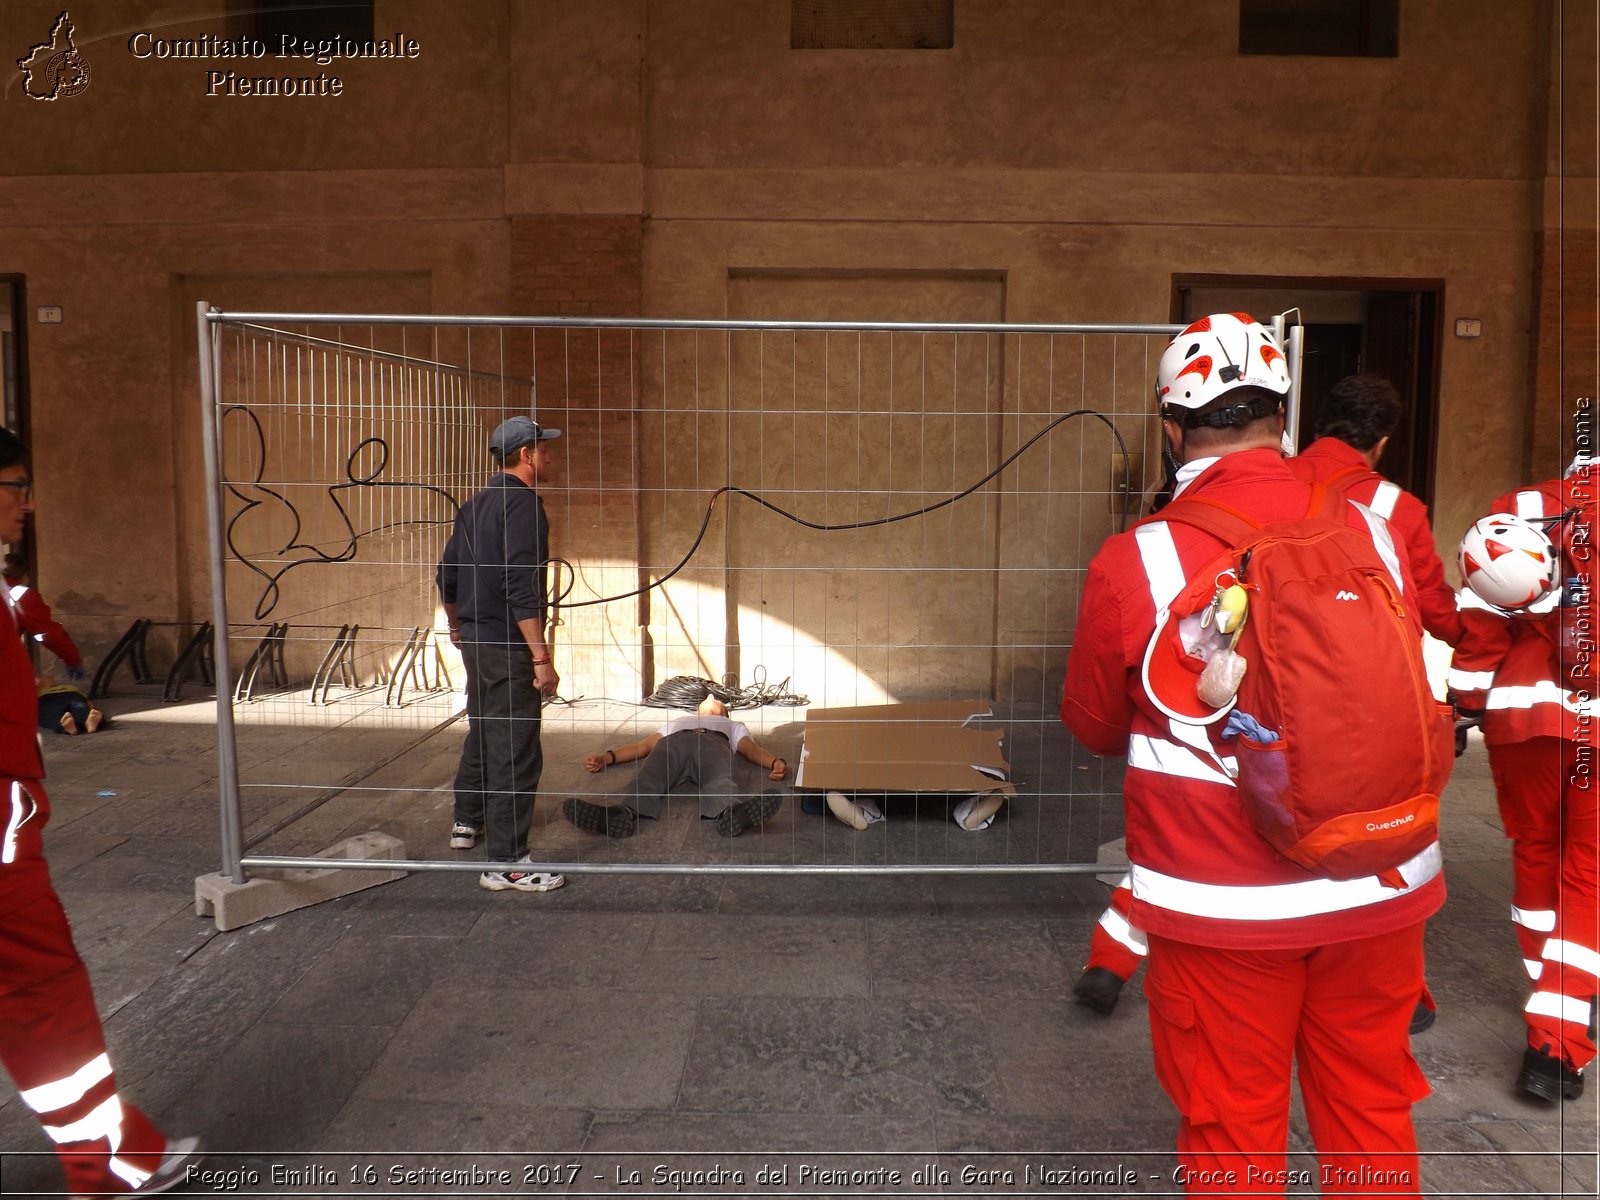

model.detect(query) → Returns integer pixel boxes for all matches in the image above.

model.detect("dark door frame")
[1,276,33,582]
[1170,273,1445,507]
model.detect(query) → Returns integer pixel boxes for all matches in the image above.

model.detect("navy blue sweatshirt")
[436,473,549,645]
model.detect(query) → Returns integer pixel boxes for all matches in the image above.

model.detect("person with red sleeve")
[1448,458,1598,1102]
[1074,373,1453,1035]
[4,549,86,679]
[1063,315,1442,1197]
[0,428,198,1197]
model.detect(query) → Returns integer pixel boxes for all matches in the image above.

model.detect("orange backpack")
[1152,487,1454,886]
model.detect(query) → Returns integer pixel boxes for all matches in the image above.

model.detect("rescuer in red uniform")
[1450,458,1599,1103]
[1063,316,1441,1197]
[0,427,198,1196]
[1075,374,1455,1041]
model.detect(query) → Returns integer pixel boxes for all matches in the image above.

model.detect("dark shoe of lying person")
[714,790,782,838]
[562,797,639,839]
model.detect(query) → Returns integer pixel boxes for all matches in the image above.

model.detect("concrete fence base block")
[194,832,408,932]
[1094,835,1130,890]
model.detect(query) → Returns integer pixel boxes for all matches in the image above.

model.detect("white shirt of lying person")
[658,712,750,753]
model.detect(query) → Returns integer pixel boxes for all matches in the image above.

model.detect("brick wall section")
[1536,225,1600,473]
[1531,223,1598,477]
[1529,1,1598,477]
[511,215,643,319]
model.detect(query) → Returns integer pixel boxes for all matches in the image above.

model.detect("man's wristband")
[606,749,617,767]
[531,656,552,667]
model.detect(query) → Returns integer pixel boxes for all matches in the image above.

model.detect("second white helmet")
[1157,313,1292,411]
[1458,513,1559,611]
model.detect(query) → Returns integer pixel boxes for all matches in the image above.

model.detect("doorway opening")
[1173,277,1443,506]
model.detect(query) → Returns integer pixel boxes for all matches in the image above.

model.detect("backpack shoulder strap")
[1145,496,1264,547]
[1318,463,1372,494]
[1305,480,1346,523]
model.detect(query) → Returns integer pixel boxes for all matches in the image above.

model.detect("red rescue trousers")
[0,778,169,1196]
[1488,737,1600,1071]
[1086,878,1146,981]
[1145,924,1429,1198]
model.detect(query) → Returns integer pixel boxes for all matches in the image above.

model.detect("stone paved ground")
[0,694,1592,1197]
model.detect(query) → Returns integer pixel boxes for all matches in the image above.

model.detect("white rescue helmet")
[1458,513,1559,611]
[1157,313,1292,411]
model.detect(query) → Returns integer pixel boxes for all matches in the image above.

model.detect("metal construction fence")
[195,307,1303,885]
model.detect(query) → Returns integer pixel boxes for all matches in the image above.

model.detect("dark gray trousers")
[452,638,541,862]
[631,729,738,819]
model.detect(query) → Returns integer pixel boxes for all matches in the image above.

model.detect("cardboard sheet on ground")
[796,698,1014,795]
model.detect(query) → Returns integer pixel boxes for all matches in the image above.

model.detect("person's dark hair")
[1315,375,1401,451]
[0,426,26,472]
[490,441,531,470]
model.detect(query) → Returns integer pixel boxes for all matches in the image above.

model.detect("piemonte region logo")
[17,11,90,101]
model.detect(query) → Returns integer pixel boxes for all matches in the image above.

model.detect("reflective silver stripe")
[1128,733,1236,788]
[19,1053,111,1114]
[3,784,22,866]
[1515,490,1545,519]
[1168,715,1238,780]
[2,780,36,866]
[1447,668,1495,690]
[110,1153,153,1190]
[1098,903,1149,956]
[1350,500,1406,592]
[1135,522,1187,611]
[1525,990,1594,1028]
[42,1094,121,1145]
[1542,938,1600,978]
[1511,904,1558,933]
[1129,842,1442,921]
[1488,681,1599,717]
[1457,586,1500,612]
[1368,481,1400,519]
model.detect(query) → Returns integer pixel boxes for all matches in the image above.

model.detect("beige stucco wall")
[0,0,1582,706]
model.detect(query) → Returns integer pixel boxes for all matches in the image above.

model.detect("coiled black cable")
[644,670,809,711]
[223,406,1131,622]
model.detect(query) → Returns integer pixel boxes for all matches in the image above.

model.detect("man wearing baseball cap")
[437,415,566,893]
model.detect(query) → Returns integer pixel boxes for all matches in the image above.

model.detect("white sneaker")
[449,823,482,849]
[479,856,565,893]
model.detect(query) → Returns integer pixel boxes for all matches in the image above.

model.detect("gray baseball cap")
[489,416,561,457]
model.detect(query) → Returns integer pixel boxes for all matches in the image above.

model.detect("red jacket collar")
[1296,436,1368,471]
[1181,446,1296,496]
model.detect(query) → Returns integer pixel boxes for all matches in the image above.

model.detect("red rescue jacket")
[3,575,82,669]
[1,591,45,782]
[1062,448,1445,950]
[1292,437,1463,646]
[1448,467,1599,746]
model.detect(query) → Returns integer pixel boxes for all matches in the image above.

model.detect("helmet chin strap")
[1164,426,1187,474]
